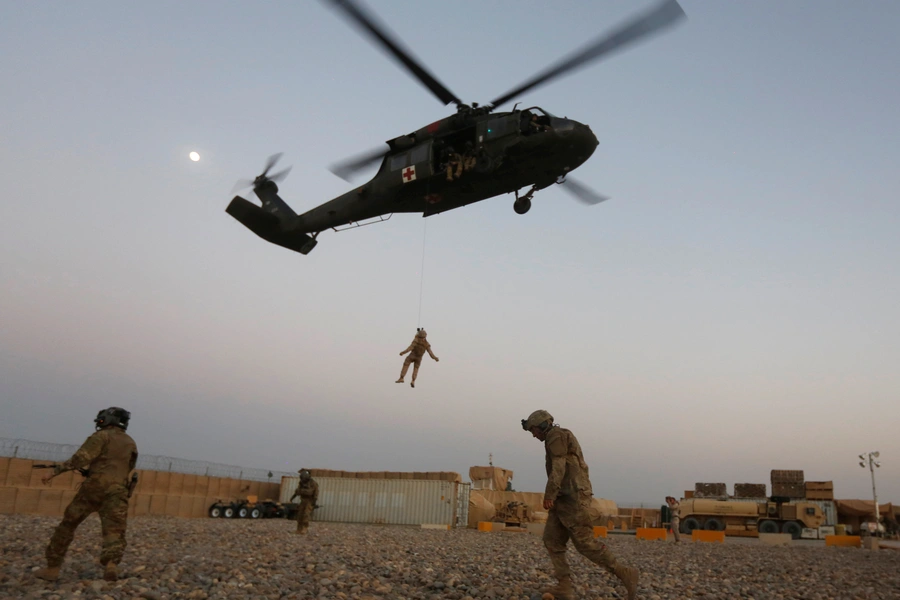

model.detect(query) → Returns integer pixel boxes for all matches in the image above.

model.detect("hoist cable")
[417,218,427,328]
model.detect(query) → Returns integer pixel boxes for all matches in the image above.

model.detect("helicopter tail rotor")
[230,153,294,195]
[226,153,318,255]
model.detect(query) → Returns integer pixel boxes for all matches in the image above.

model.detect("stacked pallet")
[694,482,727,498]
[734,483,767,498]
[771,470,805,498]
[805,481,834,500]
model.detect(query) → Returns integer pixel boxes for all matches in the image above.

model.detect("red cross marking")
[403,167,415,181]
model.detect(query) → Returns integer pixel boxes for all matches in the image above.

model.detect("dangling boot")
[410,381,415,388]
[615,565,639,600]
[541,576,574,600]
[34,566,61,581]
[103,563,118,582]
[395,378,404,383]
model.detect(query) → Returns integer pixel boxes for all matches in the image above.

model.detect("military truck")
[677,497,825,539]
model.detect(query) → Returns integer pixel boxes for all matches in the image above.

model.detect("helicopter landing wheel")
[513,198,531,215]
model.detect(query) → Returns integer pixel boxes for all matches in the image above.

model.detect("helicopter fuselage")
[290,107,599,234]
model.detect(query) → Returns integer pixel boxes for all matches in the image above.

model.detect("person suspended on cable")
[396,328,439,388]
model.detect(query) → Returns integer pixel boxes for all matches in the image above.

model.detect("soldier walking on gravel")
[522,410,639,600]
[666,496,681,542]
[35,407,138,582]
[290,469,319,534]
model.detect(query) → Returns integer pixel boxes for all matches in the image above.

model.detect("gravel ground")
[2,515,898,600]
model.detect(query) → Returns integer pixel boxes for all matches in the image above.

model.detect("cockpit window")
[521,107,552,135]
[523,106,556,118]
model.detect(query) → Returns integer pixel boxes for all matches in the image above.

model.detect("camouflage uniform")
[291,476,319,533]
[668,499,681,542]
[396,330,439,388]
[445,152,463,181]
[45,427,138,569]
[525,410,638,600]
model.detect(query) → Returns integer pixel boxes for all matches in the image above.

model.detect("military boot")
[34,566,61,581]
[103,563,118,582]
[410,381,415,388]
[541,576,575,600]
[615,565,639,600]
[395,378,404,383]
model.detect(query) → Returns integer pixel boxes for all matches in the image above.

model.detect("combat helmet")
[298,469,311,481]
[95,407,131,431]
[521,409,553,432]
[416,328,427,338]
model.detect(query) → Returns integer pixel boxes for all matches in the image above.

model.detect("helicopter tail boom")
[226,196,318,255]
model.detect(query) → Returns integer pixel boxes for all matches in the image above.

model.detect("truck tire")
[208,505,222,518]
[782,521,802,540]
[758,519,779,534]
[238,506,249,518]
[224,506,235,518]
[250,507,262,519]
[682,517,701,533]
[704,518,725,531]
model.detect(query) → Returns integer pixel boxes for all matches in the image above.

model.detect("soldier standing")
[666,496,681,542]
[35,407,138,582]
[522,410,639,600]
[395,328,439,388]
[290,469,319,534]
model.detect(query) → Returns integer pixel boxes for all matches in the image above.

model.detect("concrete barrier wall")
[0,457,281,519]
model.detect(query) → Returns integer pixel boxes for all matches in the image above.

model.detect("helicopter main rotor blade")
[328,145,389,181]
[322,0,463,107]
[488,0,686,109]
[558,176,609,206]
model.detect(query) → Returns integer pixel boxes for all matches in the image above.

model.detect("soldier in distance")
[522,409,639,600]
[35,407,138,582]
[290,469,319,534]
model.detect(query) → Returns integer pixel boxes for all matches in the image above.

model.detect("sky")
[1,0,898,507]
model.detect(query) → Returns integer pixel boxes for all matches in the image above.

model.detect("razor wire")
[0,438,294,483]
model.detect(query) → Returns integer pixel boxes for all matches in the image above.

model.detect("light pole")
[858,451,881,535]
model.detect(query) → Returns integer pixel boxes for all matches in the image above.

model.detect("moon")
[189,151,200,162]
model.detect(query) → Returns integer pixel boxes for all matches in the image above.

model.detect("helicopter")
[226,0,686,255]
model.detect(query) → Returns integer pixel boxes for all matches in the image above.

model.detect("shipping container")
[806,500,837,526]
[280,476,470,527]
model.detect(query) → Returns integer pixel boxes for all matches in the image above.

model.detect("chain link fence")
[0,437,294,483]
